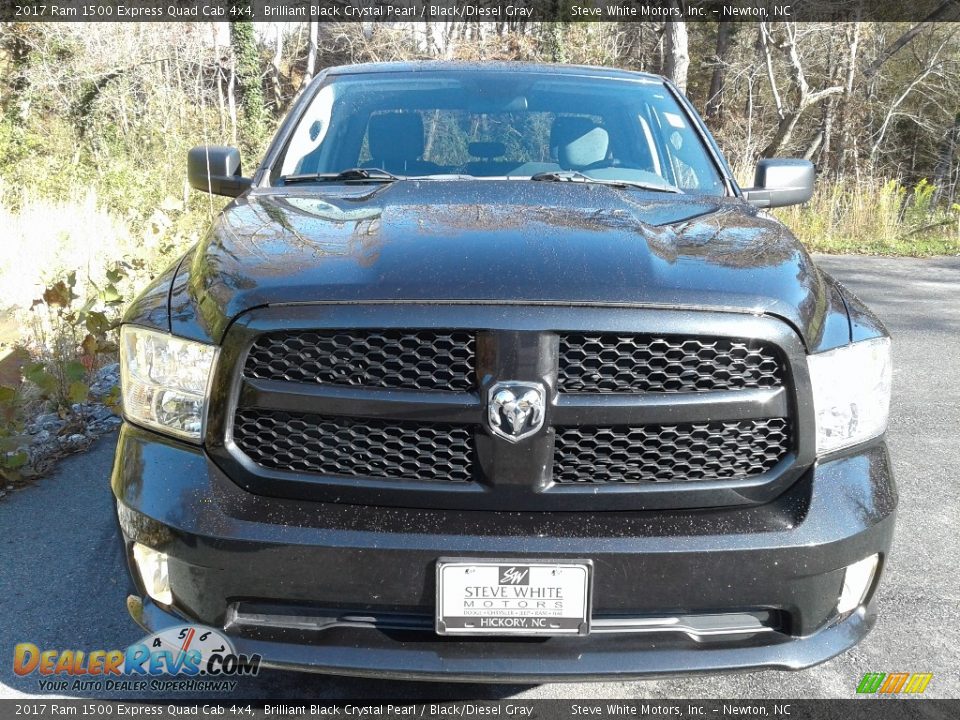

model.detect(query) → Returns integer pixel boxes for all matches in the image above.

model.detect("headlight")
[132,543,172,606]
[120,326,218,442]
[807,337,892,455]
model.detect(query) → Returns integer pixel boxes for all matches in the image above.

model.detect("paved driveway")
[1,255,958,699]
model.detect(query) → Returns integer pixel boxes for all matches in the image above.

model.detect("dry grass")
[0,190,133,311]
[775,178,960,257]
[0,182,211,360]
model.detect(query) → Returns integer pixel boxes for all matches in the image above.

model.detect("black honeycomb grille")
[553,419,790,484]
[233,409,475,483]
[244,330,476,392]
[558,334,783,393]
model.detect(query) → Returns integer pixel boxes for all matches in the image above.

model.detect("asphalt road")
[2,255,958,700]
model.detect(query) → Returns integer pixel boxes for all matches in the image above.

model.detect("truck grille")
[243,331,782,395]
[233,409,475,483]
[245,330,476,392]
[558,333,783,393]
[553,419,790,484]
[215,307,807,511]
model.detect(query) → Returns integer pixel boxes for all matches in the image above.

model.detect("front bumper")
[112,423,896,682]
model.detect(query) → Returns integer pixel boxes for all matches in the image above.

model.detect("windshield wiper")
[282,167,401,185]
[530,170,682,194]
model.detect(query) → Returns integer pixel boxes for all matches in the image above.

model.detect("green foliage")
[23,363,57,396]
[0,267,126,481]
[0,347,29,480]
[230,14,267,146]
[27,268,124,411]
[906,179,936,223]
[548,24,568,64]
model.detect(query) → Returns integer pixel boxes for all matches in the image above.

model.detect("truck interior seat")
[552,116,611,170]
[364,112,441,176]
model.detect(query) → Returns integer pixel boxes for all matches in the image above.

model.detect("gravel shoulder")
[1,254,957,700]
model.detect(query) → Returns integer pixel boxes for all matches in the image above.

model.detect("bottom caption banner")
[3,701,956,720]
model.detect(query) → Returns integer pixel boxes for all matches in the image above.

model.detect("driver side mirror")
[742,159,815,209]
[187,145,252,197]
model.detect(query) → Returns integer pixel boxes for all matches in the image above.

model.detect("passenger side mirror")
[187,145,252,197]
[742,159,815,209]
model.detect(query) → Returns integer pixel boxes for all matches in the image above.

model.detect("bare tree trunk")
[758,23,784,122]
[445,21,459,58]
[173,45,185,132]
[633,23,648,71]
[705,22,733,121]
[813,32,840,170]
[932,113,960,207]
[216,60,226,137]
[817,98,835,166]
[663,13,689,92]
[950,161,960,208]
[745,74,755,167]
[804,132,823,161]
[835,23,861,176]
[227,62,238,146]
[270,25,284,112]
[301,20,318,90]
[426,22,454,58]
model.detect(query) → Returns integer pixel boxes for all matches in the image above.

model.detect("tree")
[663,11,689,92]
[932,113,960,207]
[229,9,265,143]
[301,20,318,91]
[862,0,960,80]
[759,23,844,157]
[705,22,735,121]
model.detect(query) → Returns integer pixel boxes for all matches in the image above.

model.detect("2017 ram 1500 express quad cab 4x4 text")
[113,62,895,681]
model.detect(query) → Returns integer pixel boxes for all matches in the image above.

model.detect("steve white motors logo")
[499,566,530,585]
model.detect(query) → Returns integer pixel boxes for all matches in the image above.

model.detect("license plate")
[435,558,592,636]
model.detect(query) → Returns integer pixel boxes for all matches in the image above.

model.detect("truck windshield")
[274,70,727,196]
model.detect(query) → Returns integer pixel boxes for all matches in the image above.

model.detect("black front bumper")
[112,423,896,682]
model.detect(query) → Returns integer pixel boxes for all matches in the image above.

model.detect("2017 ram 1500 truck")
[113,62,895,681]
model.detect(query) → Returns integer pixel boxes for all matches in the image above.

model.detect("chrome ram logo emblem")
[486,381,545,443]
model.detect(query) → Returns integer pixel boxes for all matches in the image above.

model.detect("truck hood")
[174,180,842,348]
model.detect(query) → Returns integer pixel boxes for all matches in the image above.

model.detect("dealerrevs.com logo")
[13,625,261,693]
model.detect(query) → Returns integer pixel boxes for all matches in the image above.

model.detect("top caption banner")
[4,0,960,23]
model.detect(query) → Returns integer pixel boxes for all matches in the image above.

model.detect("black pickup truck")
[113,62,895,681]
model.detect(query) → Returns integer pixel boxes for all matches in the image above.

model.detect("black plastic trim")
[553,387,788,425]
[240,379,480,424]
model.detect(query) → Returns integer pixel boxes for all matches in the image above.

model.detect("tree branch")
[863,0,960,80]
